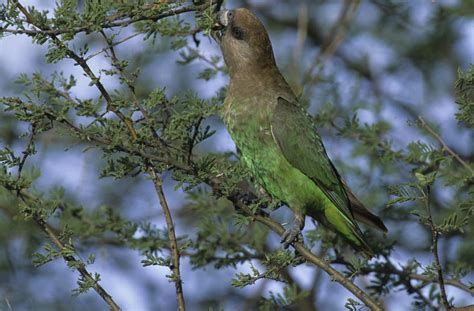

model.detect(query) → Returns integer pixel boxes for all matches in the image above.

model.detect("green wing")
[271,97,354,221]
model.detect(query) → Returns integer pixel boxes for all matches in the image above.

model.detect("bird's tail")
[321,206,375,257]
[342,218,376,257]
[341,180,388,233]
[351,227,376,258]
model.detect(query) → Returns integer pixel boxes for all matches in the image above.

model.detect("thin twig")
[192,49,223,71]
[339,256,474,297]
[418,116,473,174]
[4,298,12,311]
[424,186,451,310]
[36,218,122,311]
[8,191,121,311]
[4,1,220,37]
[149,170,186,311]
[16,122,37,181]
[187,116,202,165]
[408,273,474,296]
[99,30,169,150]
[85,32,141,61]
[383,258,437,309]
[332,257,438,309]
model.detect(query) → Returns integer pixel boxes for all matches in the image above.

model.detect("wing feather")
[270,97,353,221]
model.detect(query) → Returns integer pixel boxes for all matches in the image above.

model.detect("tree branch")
[100,29,187,310]
[418,116,473,174]
[0,189,122,311]
[408,273,474,296]
[34,217,122,311]
[9,96,473,309]
[2,97,382,310]
[342,257,474,297]
[149,170,186,311]
[221,192,383,311]
[4,1,220,37]
[423,186,451,310]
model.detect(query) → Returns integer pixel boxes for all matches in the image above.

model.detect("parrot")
[212,8,387,256]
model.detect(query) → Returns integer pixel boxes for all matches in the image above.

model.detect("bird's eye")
[232,27,244,40]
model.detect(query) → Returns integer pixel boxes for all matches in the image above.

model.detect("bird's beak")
[211,10,231,42]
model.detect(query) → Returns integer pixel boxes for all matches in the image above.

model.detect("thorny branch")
[423,186,451,310]
[85,32,141,61]
[35,215,122,311]
[335,254,474,309]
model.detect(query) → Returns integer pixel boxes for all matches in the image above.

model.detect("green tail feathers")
[314,201,377,257]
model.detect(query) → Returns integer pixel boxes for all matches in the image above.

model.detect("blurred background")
[0,0,473,310]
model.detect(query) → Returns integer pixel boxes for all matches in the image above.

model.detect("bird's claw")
[236,191,258,205]
[280,226,303,249]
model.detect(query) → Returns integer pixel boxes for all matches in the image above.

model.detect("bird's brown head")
[212,8,276,78]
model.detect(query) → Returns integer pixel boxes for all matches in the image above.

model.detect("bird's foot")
[280,213,305,249]
[280,226,303,249]
[236,190,258,205]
